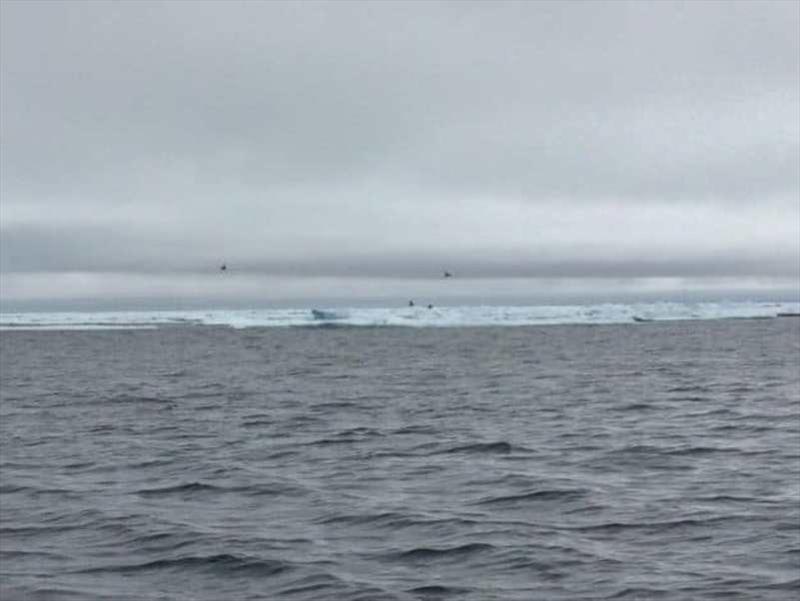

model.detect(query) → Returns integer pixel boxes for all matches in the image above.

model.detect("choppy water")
[1,318,799,600]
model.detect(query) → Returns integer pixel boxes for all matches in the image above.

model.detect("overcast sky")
[1,0,798,306]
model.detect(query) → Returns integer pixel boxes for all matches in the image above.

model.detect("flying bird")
[443,271,453,278]
[220,263,227,272]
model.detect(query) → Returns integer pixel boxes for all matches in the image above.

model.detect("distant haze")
[1,0,798,307]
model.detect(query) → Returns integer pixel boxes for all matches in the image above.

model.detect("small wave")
[136,481,301,498]
[0,549,69,561]
[160,369,190,378]
[693,494,762,503]
[275,573,346,596]
[606,587,670,599]
[393,424,438,435]
[407,584,472,596]
[388,543,494,562]
[293,322,394,329]
[107,393,172,405]
[0,484,27,494]
[0,586,104,600]
[667,385,711,394]
[310,400,359,410]
[614,402,655,412]
[464,473,540,487]
[0,524,82,537]
[242,418,273,428]
[0,322,158,331]
[474,489,588,505]
[666,446,737,456]
[763,578,800,590]
[568,515,752,534]
[77,553,290,576]
[439,441,522,454]
[669,395,709,403]
[605,444,663,455]
[128,532,198,554]
[336,426,383,437]
[123,458,176,470]
[307,437,361,446]
[0,485,77,497]
[262,450,299,461]
[316,511,416,528]
[136,482,226,497]
[62,461,95,470]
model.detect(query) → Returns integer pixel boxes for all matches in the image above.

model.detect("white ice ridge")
[1,301,798,331]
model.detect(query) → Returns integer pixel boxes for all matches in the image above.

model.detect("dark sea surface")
[1,318,799,600]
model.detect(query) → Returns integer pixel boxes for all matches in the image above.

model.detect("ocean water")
[0,315,799,600]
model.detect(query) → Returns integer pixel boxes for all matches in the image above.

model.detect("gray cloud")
[1,0,798,301]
